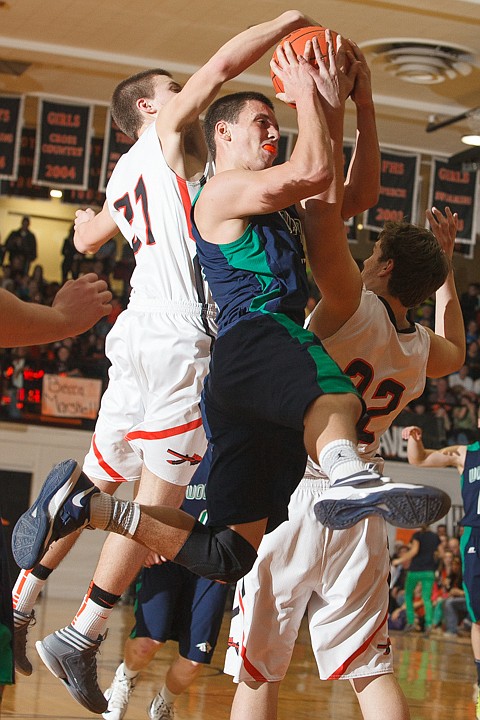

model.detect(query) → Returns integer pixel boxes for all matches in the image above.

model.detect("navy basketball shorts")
[0,516,14,685]
[130,562,229,664]
[202,313,360,532]
[460,526,480,622]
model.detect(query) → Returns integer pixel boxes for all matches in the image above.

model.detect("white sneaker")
[102,663,137,720]
[149,693,175,720]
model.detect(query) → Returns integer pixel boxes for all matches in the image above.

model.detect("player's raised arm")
[424,206,466,378]
[158,11,317,134]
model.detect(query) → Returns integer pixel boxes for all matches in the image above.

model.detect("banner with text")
[99,116,134,191]
[364,150,420,232]
[428,158,478,255]
[41,374,102,419]
[0,95,23,180]
[0,127,50,199]
[62,136,105,206]
[33,99,92,189]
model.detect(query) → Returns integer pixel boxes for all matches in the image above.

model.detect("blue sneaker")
[314,479,451,529]
[12,459,99,569]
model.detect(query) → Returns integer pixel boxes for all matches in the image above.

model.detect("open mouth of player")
[263,144,277,156]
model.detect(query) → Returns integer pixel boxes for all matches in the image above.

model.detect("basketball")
[270,25,339,99]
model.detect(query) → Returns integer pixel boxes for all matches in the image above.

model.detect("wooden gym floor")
[2,596,476,720]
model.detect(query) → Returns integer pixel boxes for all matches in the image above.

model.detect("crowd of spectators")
[389,523,470,638]
[0,217,132,424]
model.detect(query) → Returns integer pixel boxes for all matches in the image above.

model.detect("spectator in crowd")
[466,319,479,346]
[460,282,480,326]
[466,340,480,381]
[448,364,476,399]
[431,551,463,632]
[448,536,461,559]
[443,556,469,637]
[61,225,81,282]
[391,525,442,635]
[3,216,37,275]
[449,395,479,445]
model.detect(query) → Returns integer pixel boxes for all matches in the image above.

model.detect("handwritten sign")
[41,374,102,419]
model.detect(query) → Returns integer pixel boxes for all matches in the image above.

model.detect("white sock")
[12,569,45,616]
[318,440,366,483]
[90,494,140,538]
[160,684,179,705]
[71,595,114,640]
[120,662,139,680]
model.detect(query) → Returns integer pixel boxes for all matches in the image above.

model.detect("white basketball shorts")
[83,300,215,486]
[224,477,393,682]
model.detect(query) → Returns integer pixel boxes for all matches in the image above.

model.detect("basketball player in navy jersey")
[402,426,480,720]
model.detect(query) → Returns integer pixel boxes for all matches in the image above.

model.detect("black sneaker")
[13,609,35,676]
[314,480,451,529]
[36,625,107,713]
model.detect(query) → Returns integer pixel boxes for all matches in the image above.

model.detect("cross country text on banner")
[33,99,92,189]
[0,95,23,181]
[364,150,420,232]
[99,116,134,192]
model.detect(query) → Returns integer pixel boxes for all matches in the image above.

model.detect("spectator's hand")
[401,426,423,441]
[426,206,458,260]
[52,273,112,336]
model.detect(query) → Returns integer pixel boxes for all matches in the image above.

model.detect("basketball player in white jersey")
[10,10,321,714]
[225,44,465,720]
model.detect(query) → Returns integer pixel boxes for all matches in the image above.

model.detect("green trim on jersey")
[0,622,13,684]
[218,225,281,312]
[269,312,361,397]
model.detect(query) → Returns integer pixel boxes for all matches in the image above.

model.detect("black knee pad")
[173,521,257,583]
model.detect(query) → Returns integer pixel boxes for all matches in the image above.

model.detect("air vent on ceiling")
[0,59,31,76]
[362,39,475,85]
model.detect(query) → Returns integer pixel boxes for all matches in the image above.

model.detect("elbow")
[306,165,334,194]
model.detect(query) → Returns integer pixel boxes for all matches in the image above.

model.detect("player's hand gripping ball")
[270,25,341,102]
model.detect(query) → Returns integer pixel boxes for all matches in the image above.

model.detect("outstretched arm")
[401,425,466,472]
[158,11,317,134]
[303,34,363,340]
[424,206,466,378]
[0,274,112,348]
[341,41,380,219]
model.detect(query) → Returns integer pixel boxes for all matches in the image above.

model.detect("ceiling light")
[50,189,63,198]
[461,134,480,146]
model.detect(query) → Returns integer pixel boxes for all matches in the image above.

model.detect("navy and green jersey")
[192,200,308,336]
[460,441,480,527]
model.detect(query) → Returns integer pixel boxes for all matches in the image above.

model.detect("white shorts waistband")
[127,297,217,316]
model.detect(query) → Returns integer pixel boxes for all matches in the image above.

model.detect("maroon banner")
[33,99,92,189]
[0,95,23,180]
[364,150,420,231]
[62,137,105,206]
[99,116,134,191]
[0,127,49,199]
[429,158,478,243]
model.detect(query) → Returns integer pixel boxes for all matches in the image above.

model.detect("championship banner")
[0,95,23,180]
[33,99,92,189]
[99,116,134,191]
[428,158,478,251]
[41,374,102,420]
[0,127,49,199]
[62,137,105,206]
[364,150,420,232]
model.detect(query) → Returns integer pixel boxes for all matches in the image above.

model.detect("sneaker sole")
[314,484,451,529]
[36,639,108,714]
[12,459,81,569]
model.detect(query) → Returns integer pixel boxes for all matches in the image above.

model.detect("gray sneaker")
[35,625,107,713]
[149,693,175,720]
[13,609,35,676]
[103,662,137,720]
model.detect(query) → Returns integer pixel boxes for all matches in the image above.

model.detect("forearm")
[435,271,465,354]
[342,101,380,219]
[0,290,69,347]
[290,91,334,191]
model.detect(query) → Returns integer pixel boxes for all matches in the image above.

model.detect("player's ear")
[379,258,394,275]
[217,121,231,142]
[137,97,156,116]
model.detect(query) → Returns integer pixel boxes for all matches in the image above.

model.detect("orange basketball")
[270,25,340,100]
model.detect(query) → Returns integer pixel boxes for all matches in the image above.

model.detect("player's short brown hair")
[111,68,172,140]
[378,221,451,309]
